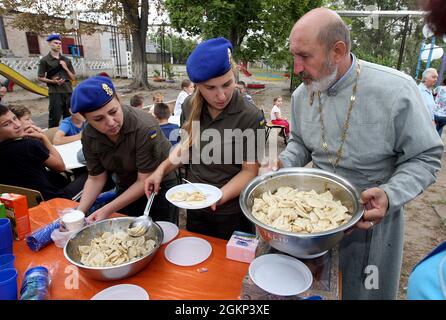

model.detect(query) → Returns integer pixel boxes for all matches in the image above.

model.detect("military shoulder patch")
[148,129,157,139]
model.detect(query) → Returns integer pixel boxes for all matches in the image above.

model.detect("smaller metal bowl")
[240,168,364,258]
[64,217,163,281]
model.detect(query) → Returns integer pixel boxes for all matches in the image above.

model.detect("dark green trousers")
[48,92,71,128]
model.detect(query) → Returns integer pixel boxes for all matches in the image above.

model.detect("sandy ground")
[3,74,446,299]
[0,74,291,128]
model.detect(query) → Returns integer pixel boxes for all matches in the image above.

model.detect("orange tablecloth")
[13,198,249,300]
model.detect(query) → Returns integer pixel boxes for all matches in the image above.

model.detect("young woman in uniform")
[71,76,178,224]
[144,38,265,239]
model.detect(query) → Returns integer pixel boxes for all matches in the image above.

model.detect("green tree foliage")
[170,36,198,64]
[149,33,198,64]
[165,0,323,65]
[0,0,158,89]
[0,0,96,34]
[165,0,262,58]
[332,0,435,78]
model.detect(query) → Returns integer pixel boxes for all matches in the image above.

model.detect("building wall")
[80,32,102,60]
[1,14,128,63]
[3,16,33,57]
[0,14,168,80]
[99,29,128,67]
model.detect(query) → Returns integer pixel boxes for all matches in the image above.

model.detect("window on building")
[126,37,132,52]
[61,37,75,54]
[26,32,40,54]
[110,38,117,57]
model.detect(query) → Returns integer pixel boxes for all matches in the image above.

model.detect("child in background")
[130,94,144,109]
[152,92,164,104]
[236,81,254,104]
[52,110,86,145]
[270,96,290,136]
[0,86,7,103]
[149,92,165,116]
[154,102,179,146]
[173,79,195,117]
[0,104,84,200]
[8,105,43,134]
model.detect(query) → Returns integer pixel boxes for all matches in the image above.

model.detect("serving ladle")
[128,192,155,237]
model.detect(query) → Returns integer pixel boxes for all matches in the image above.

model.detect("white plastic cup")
[61,210,85,232]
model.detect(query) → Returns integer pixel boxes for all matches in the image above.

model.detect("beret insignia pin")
[102,83,113,96]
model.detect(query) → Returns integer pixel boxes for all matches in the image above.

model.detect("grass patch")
[429,200,446,206]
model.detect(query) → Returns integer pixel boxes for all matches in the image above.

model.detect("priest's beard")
[304,61,338,93]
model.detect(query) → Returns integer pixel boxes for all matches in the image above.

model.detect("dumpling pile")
[78,231,156,267]
[170,191,207,203]
[251,187,351,233]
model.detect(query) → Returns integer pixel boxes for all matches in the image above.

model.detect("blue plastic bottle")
[20,266,51,300]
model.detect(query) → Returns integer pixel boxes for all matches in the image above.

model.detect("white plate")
[91,284,149,300]
[156,221,179,244]
[164,237,212,266]
[249,254,313,296]
[165,183,222,210]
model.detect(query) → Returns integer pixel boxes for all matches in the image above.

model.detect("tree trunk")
[121,0,149,89]
[130,29,149,89]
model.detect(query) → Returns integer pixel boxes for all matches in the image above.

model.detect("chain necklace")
[317,62,361,173]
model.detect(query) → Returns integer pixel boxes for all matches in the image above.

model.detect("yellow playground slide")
[0,62,48,97]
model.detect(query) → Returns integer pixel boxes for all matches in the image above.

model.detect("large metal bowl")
[240,168,364,258]
[64,217,164,281]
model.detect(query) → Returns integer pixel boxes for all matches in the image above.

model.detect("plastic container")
[226,231,259,263]
[0,268,18,300]
[0,218,13,255]
[61,210,85,232]
[20,266,51,300]
[26,220,61,252]
[0,254,15,270]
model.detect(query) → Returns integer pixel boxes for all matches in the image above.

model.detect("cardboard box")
[226,231,259,263]
[0,193,31,240]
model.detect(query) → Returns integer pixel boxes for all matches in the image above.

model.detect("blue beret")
[71,76,116,113]
[186,37,233,83]
[46,34,61,42]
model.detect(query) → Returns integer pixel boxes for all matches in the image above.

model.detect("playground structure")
[251,71,288,82]
[414,28,446,83]
[238,62,252,77]
[0,63,48,96]
[337,9,445,85]
[238,62,288,82]
[0,57,115,96]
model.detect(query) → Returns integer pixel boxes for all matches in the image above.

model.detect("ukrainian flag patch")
[259,116,265,126]
[149,130,157,139]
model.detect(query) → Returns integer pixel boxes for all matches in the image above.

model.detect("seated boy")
[236,81,254,103]
[53,110,86,145]
[8,105,43,134]
[130,94,144,109]
[154,102,179,146]
[0,104,85,200]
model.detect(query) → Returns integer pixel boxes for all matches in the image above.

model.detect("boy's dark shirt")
[0,138,65,200]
